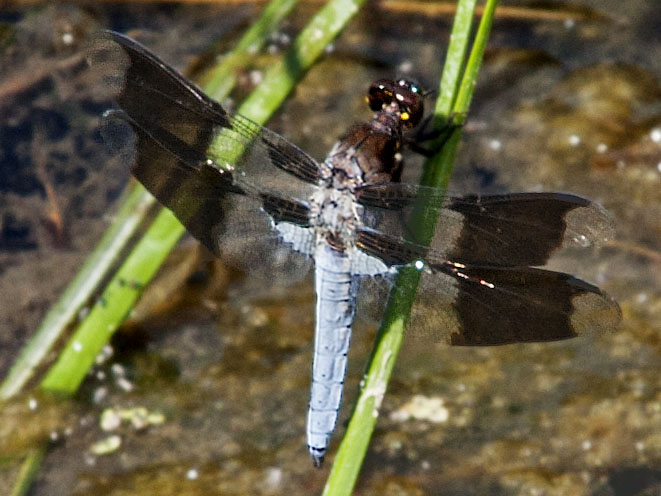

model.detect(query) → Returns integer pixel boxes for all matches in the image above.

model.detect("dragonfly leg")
[407,112,465,157]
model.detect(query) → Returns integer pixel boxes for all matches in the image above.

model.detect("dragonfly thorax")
[309,184,361,251]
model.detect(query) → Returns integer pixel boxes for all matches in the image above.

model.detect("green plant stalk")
[201,0,300,100]
[40,208,183,392]
[39,0,367,394]
[10,450,44,496]
[454,0,499,116]
[435,0,477,119]
[0,185,155,399]
[323,0,500,493]
[238,0,365,123]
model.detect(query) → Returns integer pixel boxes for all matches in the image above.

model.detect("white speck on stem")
[311,28,323,41]
[357,350,393,417]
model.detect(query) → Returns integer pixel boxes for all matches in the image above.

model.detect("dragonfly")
[95,31,621,467]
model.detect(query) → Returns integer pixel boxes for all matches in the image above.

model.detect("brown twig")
[32,132,69,247]
[607,239,661,264]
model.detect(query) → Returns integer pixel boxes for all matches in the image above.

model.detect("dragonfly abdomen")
[307,244,359,467]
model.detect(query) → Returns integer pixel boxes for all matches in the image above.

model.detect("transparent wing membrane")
[95,30,620,347]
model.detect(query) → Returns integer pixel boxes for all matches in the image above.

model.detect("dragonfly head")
[366,78,424,128]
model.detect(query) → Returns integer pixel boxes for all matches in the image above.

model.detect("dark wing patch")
[96,32,312,260]
[422,263,621,345]
[357,185,615,266]
[354,228,620,344]
[92,31,322,187]
[445,193,614,266]
[102,111,240,256]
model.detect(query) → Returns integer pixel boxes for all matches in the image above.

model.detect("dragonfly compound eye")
[367,78,424,127]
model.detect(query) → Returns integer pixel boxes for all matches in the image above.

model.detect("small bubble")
[264,468,282,489]
[568,134,581,146]
[650,127,661,143]
[489,138,502,151]
[93,386,108,404]
[73,341,83,353]
[635,292,649,304]
[95,345,114,365]
[116,377,134,392]
[111,363,125,377]
[186,468,199,480]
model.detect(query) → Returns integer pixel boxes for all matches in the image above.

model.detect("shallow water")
[0,2,659,495]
